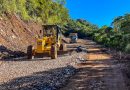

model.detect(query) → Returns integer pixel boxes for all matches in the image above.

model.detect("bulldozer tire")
[60,43,67,51]
[27,45,33,59]
[51,45,57,59]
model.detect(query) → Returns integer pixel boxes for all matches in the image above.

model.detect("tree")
[0,0,69,24]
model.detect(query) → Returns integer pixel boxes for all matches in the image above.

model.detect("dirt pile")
[0,14,43,59]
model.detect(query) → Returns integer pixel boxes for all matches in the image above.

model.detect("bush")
[125,44,130,54]
[0,0,69,24]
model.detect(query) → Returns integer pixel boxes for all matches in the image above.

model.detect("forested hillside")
[64,14,130,54]
[90,14,130,54]
[0,0,69,24]
[64,19,98,38]
[0,0,130,57]
[0,0,69,58]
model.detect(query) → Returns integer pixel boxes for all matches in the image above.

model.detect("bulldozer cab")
[43,25,62,41]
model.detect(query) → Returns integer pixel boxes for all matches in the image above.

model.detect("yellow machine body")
[33,25,62,56]
[27,25,66,59]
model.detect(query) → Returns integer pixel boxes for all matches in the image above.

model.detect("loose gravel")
[0,65,76,90]
[0,52,86,90]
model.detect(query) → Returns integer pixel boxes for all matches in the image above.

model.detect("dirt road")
[0,39,129,90]
[61,39,128,90]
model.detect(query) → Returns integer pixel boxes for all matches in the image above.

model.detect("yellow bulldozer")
[27,25,66,59]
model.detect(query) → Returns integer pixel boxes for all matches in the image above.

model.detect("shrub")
[125,44,130,54]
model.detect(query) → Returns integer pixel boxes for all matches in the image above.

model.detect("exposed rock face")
[0,14,43,58]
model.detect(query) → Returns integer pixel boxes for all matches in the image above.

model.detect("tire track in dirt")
[61,39,128,90]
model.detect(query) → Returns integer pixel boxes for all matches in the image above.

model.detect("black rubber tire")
[60,43,67,51]
[27,45,33,59]
[51,45,57,59]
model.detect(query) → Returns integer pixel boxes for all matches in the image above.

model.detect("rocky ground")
[0,39,87,90]
[0,39,130,90]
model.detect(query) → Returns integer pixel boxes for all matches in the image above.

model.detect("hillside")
[0,14,42,59]
[1,1,130,90]
[0,0,69,59]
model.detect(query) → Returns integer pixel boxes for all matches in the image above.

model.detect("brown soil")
[61,39,128,90]
[0,14,42,53]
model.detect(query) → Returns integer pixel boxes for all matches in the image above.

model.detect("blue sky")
[66,0,130,27]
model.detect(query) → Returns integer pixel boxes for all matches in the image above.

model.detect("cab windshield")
[43,27,55,37]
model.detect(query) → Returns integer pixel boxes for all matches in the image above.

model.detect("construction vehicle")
[27,25,66,59]
[69,33,78,43]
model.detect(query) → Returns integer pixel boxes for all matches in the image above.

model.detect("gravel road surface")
[0,40,86,90]
[61,39,128,90]
[0,39,129,90]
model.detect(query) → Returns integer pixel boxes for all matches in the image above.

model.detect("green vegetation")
[0,0,69,24]
[63,19,98,38]
[90,14,130,53]
[64,14,130,54]
[0,0,130,54]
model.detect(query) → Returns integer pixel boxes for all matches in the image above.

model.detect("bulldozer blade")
[58,49,76,55]
[34,52,50,58]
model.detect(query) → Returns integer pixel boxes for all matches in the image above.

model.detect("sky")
[66,0,130,27]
